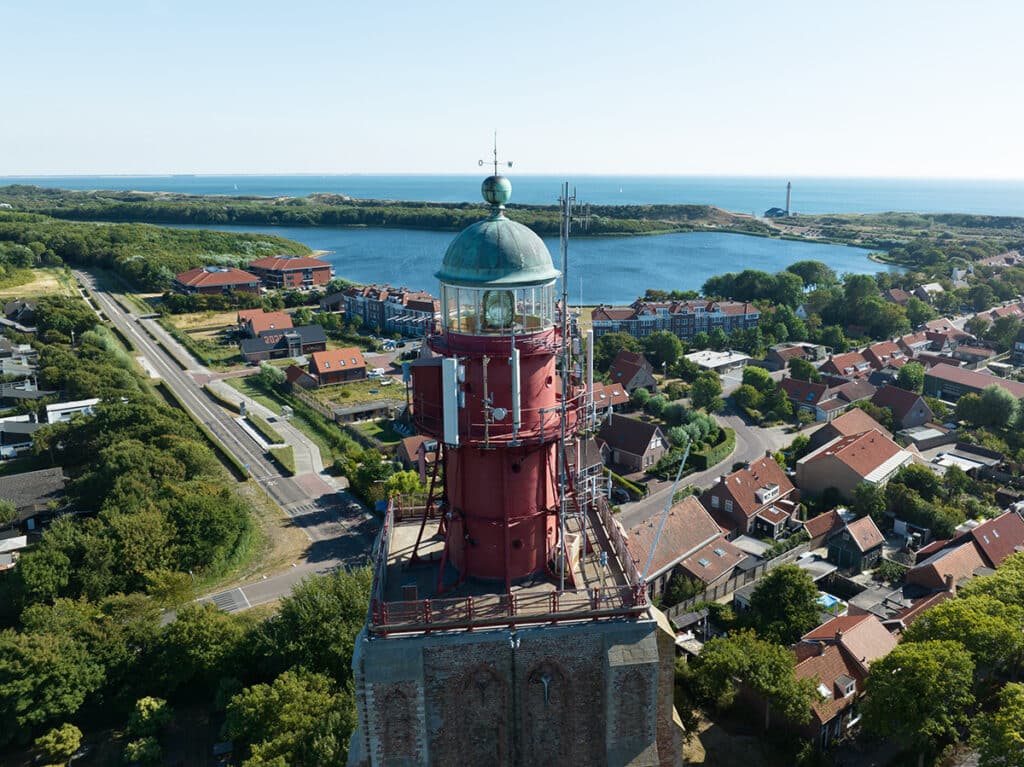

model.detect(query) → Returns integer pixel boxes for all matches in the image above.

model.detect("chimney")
[945,573,956,595]
[766,449,773,459]
[835,630,844,645]
[719,475,728,486]
[818,641,827,656]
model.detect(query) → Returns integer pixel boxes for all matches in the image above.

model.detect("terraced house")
[591,298,760,341]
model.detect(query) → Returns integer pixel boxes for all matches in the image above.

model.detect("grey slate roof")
[0,467,67,512]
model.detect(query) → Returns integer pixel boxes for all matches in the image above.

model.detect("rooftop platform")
[369,495,647,635]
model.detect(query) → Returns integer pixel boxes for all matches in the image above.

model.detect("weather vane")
[479,130,513,176]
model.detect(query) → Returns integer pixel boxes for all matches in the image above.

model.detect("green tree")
[34,723,82,765]
[259,568,373,684]
[786,260,836,288]
[862,641,975,766]
[980,384,1019,429]
[123,736,161,766]
[0,499,16,528]
[787,357,821,382]
[691,630,814,730]
[740,365,773,392]
[644,395,667,418]
[896,361,925,393]
[971,682,1024,767]
[902,595,1024,678]
[852,482,887,521]
[630,387,651,409]
[383,470,425,498]
[904,296,936,327]
[960,552,1024,607]
[745,564,821,644]
[155,603,247,695]
[224,668,355,767]
[732,384,762,411]
[643,331,683,370]
[690,372,723,413]
[595,332,641,372]
[145,569,195,608]
[127,696,173,738]
[0,630,104,739]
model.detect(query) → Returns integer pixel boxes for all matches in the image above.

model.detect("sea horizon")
[5,173,1024,217]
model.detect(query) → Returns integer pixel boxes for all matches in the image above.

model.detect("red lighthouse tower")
[349,172,682,767]
[411,172,575,587]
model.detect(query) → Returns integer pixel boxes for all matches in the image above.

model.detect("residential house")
[0,467,68,531]
[819,352,873,380]
[319,291,347,313]
[247,255,331,290]
[284,364,319,391]
[906,511,1024,593]
[45,398,100,423]
[699,455,799,539]
[951,344,997,367]
[792,614,897,750]
[862,341,908,371]
[0,421,42,459]
[626,496,746,600]
[397,435,438,473]
[591,298,761,342]
[1011,326,1024,366]
[796,429,914,500]
[923,364,1024,402]
[801,509,846,549]
[914,283,945,303]
[309,347,367,385]
[591,382,630,412]
[236,309,293,338]
[869,385,933,430]
[781,377,876,423]
[607,350,657,393]
[896,331,932,356]
[173,266,261,295]
[827,516,885,573]
[3,300,36,328]
[807,408,891,452]
[765,343,826,372]
[240,325,328,363]
[975,302,1024,327]
[596,416,668,473]
[882,288,910,306]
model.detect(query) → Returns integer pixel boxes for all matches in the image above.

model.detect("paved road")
[75,271,379,610]
[617,404,820,530]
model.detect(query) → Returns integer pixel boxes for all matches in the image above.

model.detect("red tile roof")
[608,350,653,388]
[592,382,630,408]
[680,537,747,584]
[248,255,330,271]
[827,408,891,439]
[701,456,795,520]
[967,511,1024,568]
[794,643,865,725]
[925,364,1024,399]
[246,311,293,336]
[821,352,873,379]
[781,377,828,406]
[844,516,885,553]
[174,266,260,288]
[803,429,905,478]
[803,509,845,541]
[871,385,928,426]
[627,496,724,580]
[309,347,366,375]
[907,540,987,591]
[802,614,875,642]
[863,341,908,370]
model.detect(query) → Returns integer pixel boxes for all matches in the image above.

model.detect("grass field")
[0,266,77,299]
[166,309,244,331]
[354,418,403,444]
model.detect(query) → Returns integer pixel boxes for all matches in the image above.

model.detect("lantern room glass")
[441,282,556,335]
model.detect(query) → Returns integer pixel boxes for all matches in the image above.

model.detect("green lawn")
[310,378,406,407]
[224,376,284,415]
[354,419,403,445]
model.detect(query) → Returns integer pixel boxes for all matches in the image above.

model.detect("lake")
[168,223,882,305]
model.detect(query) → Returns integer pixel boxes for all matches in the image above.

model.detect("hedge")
[689,427,736,471]
[203,383,242,414]
[269,445,296,476]
[609,470,647,500]
[247,413,285,445]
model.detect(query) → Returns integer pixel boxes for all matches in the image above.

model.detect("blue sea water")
[5,174,1024,217]
[166,223,883,306]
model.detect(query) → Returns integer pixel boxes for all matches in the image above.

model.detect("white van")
[368,367,386,378]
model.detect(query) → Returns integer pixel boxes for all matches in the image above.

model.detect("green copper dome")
[436,176,560,287]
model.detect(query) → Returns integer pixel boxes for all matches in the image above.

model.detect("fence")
[664,541,811,619]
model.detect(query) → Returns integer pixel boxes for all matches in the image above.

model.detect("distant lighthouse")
[785,181,792,215]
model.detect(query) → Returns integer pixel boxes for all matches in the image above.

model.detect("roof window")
[698,558,710,567]
[714,548,726,557]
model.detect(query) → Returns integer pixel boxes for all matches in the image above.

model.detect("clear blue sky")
[5,0,1022,178]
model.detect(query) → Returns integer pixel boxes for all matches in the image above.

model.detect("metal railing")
[368,498,648,634]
